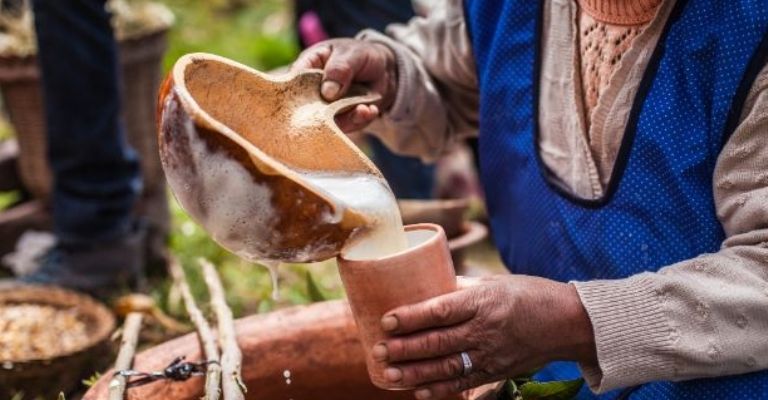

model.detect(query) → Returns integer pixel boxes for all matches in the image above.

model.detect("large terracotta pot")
[399,199,469,239]
[83,301,495,400]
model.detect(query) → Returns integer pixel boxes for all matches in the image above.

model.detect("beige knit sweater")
[359,0,768,393]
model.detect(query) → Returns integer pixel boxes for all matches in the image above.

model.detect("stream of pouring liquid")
[299,172,409,260]
[257,172,408,300]
[258,259,282,301]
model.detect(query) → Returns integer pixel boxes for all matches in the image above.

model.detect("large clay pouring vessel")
[158,53,382,262]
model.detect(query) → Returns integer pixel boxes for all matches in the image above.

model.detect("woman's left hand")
[371,275,597,399]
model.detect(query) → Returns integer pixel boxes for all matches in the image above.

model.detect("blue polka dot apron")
[463,0,768,398]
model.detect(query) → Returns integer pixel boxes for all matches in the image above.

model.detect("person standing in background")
[14,0,146,296]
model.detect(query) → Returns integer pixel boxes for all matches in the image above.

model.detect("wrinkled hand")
[291,38,398,132]
[372,275,597,399]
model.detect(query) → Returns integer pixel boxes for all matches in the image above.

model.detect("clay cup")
[338,223,457,390]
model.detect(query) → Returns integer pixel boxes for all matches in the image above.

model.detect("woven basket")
[0,30,170,260]
[0,283,116,399]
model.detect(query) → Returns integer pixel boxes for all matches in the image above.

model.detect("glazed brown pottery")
[157,53,383,262]
[338,223,458,390]
[82,300,497,400]
[398,198,469,238]
[448,221,489,274]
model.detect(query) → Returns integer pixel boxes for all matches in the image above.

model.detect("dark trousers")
[31,0,141,244]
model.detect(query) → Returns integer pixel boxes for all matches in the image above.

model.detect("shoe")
[19,222,147,299]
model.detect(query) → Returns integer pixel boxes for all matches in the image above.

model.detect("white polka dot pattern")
[465,0,768,397]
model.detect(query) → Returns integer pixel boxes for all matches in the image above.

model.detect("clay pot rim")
[447,221,488,251]
[339,222,445,264]
[397,198,471,210]
[398,198,471,238]
[0,283,116,364]
[169,53,385,219]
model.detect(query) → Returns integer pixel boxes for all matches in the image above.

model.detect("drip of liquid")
[299,172,408,260]
[283,369,292,385]
[259,260,281,301]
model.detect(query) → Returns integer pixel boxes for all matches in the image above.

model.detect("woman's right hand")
[291,38,398,132]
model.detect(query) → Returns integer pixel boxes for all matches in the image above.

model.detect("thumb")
[320,44,368,101]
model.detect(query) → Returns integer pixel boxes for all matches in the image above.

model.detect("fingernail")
[321,80,341,99]
[384,367,403,382]
[415,389,432,399]
[381,315,398,332]
[372,343,388,361]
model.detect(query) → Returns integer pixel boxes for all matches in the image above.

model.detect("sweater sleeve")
[573,63,768,393]
[355,0,479,162]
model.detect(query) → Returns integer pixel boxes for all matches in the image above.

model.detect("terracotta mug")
[338,223,458,390]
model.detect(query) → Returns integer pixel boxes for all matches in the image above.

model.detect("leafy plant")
[503,377,584,400]
[305,271,328,302]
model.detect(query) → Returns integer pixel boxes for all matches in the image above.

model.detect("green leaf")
[505,379,523,400]
[82,371,102,387]
[305,271,327,302]
[519,379,584,400]
[0,190,20,211]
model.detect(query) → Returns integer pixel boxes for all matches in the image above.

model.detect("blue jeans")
[31,0,141,244]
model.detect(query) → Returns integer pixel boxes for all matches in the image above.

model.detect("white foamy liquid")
[299,172,408,260]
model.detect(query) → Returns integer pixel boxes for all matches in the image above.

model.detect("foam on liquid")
[259,172,407,300]
[300,172,409,260]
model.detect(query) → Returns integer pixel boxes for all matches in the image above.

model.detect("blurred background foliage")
[161,0,299,71]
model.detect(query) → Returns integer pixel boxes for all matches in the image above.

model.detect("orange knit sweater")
[578,0,663,24]
[577,0,663,123]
